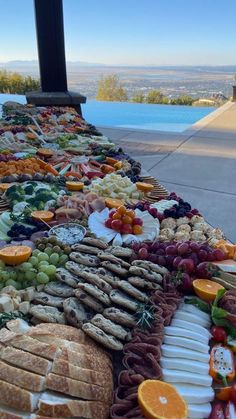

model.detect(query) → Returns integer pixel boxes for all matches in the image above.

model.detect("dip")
[49,223,86,245]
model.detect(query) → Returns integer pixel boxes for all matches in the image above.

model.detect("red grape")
[104,219,112,229]
[157,255,166,266]
[180,273,193,293]
[190,242,200,252]
[148,208,158,218]
[178,242,189,256]
[111,220,122,232]
[178,258,194,273]
[196,262,218,279]
[173,256,182,269]
[166,245,177,255]
[138,247,148,259]
[109,210,116,219]
[198,249,208,261]
[212,248,226,261]
[132,242,141,252]
[133,218,143,226]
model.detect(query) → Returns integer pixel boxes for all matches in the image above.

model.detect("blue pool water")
[0,94,214,133]
[82,100,215,132]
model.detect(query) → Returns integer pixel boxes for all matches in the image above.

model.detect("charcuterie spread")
[0,102,235,418]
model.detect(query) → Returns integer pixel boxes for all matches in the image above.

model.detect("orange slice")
[66,181,84,191]
[136,182,154,193]
[105,198,124,209]
[193,279,224,302]
[31,210,54,222]
[138,380,187,419]
[0,246,32,265]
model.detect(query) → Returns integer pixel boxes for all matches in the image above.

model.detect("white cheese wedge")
[173,384,214,404]
[164,326,209,344]
[171,319,211,339]
[173,311,211,328]
[163,335,209,354]
[187,403,212,418]
[180,303,211,322]
[161,344,210,363]
[160,357,209,375]
[162,369,212,387]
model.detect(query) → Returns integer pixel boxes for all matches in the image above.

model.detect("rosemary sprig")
[0,311,26,329]
[135,303,156,330]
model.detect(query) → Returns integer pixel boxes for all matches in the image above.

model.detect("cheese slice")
[180,303,211,322]
[160,357,209,375]
[163,335,209,354]
[187,403,212,419]
[171,319,211,339]
[162,369,212,387]
[164,326,209,344]
[173,384,214,404]
[161,344,210,363]
[173,311,211,328]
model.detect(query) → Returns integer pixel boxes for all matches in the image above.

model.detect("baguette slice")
[28,323,88,344]
[38,393,109,418]
[0,346,51,375]
[29,333,111,365]
[45,373,112,403]
[0,405,31,418]
[52,358,112,388]
[0,360,45,392]
[58,347,111,373]
[0,380,40,412]
[7,335,58,360]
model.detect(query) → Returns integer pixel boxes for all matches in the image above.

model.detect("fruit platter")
[0,101,235,419]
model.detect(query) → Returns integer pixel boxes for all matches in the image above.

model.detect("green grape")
[1,271,11,281]
[38,261,49,268]
[22,280,29,289]
[37,252,49,262]
[25,270,36,281]
[28,256,38,266]
[19,262,33,272]
[5,279,18,288]
[13,281,22,290]
[37,272,50,284]
[32,249,40,257]
[0,260,5,269]
[17,272,25,282]
[7,270,17,281]
[44,247,53,256]
[49,253,60,265]
[42,265,57,276]
[59,254,69,265]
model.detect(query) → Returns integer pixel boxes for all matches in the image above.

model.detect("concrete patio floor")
[99,101,236,242]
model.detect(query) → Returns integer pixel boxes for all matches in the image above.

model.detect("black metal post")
[34,0,67,92]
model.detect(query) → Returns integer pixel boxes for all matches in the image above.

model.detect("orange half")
[66,181,84,191]
[138,380,187,419]
[0,245,32,265]
[31,210,54,222]
[193,278,224,302]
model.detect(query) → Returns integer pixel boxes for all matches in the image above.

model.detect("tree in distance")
[170,95,194,105]
[132,92,145,103]
[96,74,128,102]
[0,70,40,94]
[145,90,169,104]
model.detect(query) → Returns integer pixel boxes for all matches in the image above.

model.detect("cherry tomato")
[230,383,236,405]
[211,326,227,343]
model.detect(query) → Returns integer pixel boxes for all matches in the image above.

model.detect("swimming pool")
[0,94,214,133]
[82,100,215,133]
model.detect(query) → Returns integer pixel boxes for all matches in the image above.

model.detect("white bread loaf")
[0,323,112,418]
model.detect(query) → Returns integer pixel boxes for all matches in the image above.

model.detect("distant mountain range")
[0,60,236,73]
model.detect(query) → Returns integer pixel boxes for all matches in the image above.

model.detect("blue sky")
[0,0,236,65]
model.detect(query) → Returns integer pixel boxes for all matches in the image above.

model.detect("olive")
[52,245,61,253]
[48,236,57,244]
[38,243,45,251]
[63,246,71,255]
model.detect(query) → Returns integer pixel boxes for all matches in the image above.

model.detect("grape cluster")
[132,241,225,292]
[0,248,67,291]
[8,223,38,240]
